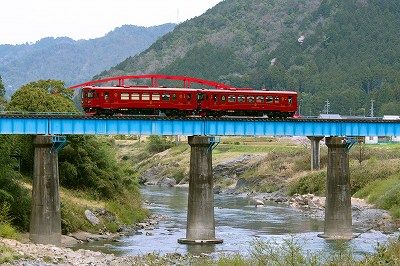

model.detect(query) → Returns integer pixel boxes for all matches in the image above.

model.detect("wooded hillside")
[99,0,400,116]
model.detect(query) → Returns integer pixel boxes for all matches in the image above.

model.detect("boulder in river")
[157,177,176,187]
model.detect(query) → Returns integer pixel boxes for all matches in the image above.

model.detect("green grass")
[0,245,23,264]
[60,199,95,234]
[215,143,302,154]
[191,239,400,266]
[350,158,400,193]
[0,223,19,239]
[355,173,400,218]
[106,198,148,225]
[60,187,148,234]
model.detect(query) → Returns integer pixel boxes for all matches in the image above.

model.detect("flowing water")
[77,186,397,258]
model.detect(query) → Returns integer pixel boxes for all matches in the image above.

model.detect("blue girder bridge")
[1,114,400,137]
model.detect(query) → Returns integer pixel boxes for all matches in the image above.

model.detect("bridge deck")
[0,114,400,136]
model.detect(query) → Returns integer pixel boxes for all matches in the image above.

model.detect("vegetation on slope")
[0,80,146,236]
[100,0,400,116]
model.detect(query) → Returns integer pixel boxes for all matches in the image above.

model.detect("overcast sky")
[0,0,223,45]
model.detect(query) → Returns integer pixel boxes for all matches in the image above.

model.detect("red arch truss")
[69,74,234,90]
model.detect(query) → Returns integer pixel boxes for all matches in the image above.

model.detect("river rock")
[157,177,176,187]
[249,197,265,207]
[140,164,167,184]
[61,235,81,247]
[214,154,260,180]
[69,231,109,242]
[84,210,100,225]
[213,185,222,194]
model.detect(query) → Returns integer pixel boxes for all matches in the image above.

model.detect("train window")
[288,96,293,105]
[162,94,170,101]
[228,95,236,103]
[266,96,273,103]
[152,93,160,101]
[213,95,218,102]
[121,93,130,100]
[87,91,93,98]
[142,93,150,100]
[275,97,280,103]
[172,94,177,101]
[256,96,264,103]
[238,96,245,103]
[221,95,226,102]
[104,92,109,100]
[131,93,140,100]
[247,96,255,103]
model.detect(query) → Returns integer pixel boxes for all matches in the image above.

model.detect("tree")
[6,80,137,199]
[0,75,5,110]
[6,80,76,113]
[0,75,5,98]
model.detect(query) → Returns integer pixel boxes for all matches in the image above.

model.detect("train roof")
[82,86,297,95]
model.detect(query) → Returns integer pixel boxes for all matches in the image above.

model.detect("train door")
[102,91,111,109]
[196,91,205,112]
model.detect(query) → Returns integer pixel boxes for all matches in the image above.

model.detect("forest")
[100,0,400,116]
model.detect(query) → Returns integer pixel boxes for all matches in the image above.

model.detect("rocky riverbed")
[247,192,396,233]
[0,237,191,266]
[1,190,397,265]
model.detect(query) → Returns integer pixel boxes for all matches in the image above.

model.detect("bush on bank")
[0,80,146,233]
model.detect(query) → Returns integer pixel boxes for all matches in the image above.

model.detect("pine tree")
[0,75,5,99]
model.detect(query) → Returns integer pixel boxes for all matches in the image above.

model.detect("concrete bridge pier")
[30,135,61,246]
[319,137,353,240]
[307,136,324,170]
[178,136,223,245]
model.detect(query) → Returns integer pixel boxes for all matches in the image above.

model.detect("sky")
[0,0,223,45]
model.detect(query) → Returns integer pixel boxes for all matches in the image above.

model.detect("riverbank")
[0,237,191,265]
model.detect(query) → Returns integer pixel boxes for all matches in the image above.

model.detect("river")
[77,186,397,259]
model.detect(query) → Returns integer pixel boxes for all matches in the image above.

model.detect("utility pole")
[370,100,375,117]
[324,100,330,114]
[298,99,302,116]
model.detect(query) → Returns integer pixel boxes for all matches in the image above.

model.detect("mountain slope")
[99,0,322,82]
[99,0,400,116]
[0,24,175,94]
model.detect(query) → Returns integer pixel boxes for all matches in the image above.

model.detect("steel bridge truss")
[1,115,400,137]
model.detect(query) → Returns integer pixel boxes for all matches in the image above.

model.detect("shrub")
[0,223,19,239]
[0,203,19,239]
[147,135,174,153]
[0,172,31,231]
[59,136,138,199]
[288,171,326,196]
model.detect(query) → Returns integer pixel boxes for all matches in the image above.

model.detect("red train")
[74,75,298,118]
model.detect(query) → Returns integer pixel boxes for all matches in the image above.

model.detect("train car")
[82,86,199,116]
[81,86,297,118]
[199,88,297,118]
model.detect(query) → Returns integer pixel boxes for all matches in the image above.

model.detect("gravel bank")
[0,237,189,266]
